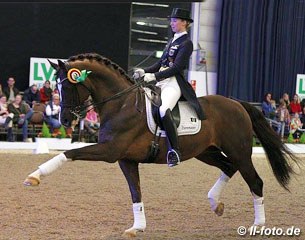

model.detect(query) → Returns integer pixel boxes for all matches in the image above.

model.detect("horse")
[24,53,299,237]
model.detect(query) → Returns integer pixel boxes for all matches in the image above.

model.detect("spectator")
[270,99,276,112]
[23,84,40,108]
[8,94,33,142]
[39,80,53,104]
[276,98,290,139]
[282,93,290,112]
[262,93,276,119]
[0,83,3,96]
[3,77,20,103]
[289,94,301,115]
[262,92,280,132]
[301,98,305,110]
[45,93,61,132]
[0,95,14,141]
[289,113,304,140]
[300,106,305,129]
[84,107,100,136]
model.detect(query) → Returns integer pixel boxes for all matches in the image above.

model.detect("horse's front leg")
[118,159,146,237]
[23,143,119,186]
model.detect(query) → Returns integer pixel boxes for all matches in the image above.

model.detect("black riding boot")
[161,109,181,167]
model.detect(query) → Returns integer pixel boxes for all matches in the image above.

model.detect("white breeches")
[156,76,181,118]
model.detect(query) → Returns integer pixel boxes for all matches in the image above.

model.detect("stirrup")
[167,149,180,167]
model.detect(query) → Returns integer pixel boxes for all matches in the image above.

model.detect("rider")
[133,8,206,167]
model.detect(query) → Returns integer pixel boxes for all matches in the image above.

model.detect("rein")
[59,76,147,119]
[91,78,145,108]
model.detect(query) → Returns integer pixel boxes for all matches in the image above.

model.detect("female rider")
[134,8,205,167]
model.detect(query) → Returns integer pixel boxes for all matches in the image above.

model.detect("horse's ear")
[57,59,66,70]
[48,59,59,71]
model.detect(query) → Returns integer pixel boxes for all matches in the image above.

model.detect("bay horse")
[24,53,298,237]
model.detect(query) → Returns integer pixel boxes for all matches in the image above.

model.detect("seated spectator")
[282,93,290,112]
[262,93,276,119]
[301,97,305,110]
[45,94,61,132]
[0,95,14,141]
[300,106,305,129]
[23,84,40,108]
[289,113,305,140]
[276,98,290,139]
[3,77,20,103]
[40,80,53,104]
[8,94,33,142]
[289,94,301,115]
[84,107,100,136]
[262,92,281,133]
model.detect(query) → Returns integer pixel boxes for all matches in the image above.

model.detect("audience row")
[0,78,100,142]
[262,92,305,140]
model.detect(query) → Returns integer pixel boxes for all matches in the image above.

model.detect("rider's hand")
[144,73,156,82]
[133,68,145,80]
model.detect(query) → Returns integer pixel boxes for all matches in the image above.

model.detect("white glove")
[133,68,145,79]
[144,73,156,82]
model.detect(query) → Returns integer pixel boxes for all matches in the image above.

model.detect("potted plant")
[35,122,72,150]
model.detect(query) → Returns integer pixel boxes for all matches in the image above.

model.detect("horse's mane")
[67,53,134,83]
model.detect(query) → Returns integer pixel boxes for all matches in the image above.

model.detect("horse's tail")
[239,101,299,191]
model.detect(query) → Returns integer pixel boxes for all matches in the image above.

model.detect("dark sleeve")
[143,61,162,73]
[143,43,169,73]
[8,104,19,122]
[3,88,9,99]
[35,93,41,102]
[22,90,31,105]
[154,40,193,81]
[15,88,20,95]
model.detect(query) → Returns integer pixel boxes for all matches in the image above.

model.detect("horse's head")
[49,59,92,128]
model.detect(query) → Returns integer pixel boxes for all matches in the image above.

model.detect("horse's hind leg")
[196,148,237,216]
[237,157,265,226]
[118,159,146,237]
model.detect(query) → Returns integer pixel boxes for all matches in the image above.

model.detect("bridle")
[56,73,146,119]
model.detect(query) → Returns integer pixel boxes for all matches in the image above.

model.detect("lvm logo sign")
[29,57,66,89]
[296,74,305,99]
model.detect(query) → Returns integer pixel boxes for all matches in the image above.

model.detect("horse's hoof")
[214,202,224,216]
[23,176,40,186]
[122,227,144,238]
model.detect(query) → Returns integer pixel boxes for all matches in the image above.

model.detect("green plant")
[287,133,295,143]
[57,125,67,139]
[40,122,52,138]
[38,122,70,138]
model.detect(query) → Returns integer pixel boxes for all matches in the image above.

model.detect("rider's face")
[170,18,187,33]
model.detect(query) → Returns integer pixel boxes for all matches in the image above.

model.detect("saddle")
[146,84,181,130]
[144,84,201,163]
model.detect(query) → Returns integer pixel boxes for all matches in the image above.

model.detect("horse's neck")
[92,74,131,100]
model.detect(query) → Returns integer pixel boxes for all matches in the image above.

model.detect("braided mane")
[68,53,134,83]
